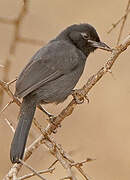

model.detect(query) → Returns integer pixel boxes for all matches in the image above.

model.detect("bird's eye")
[81,33,89,40]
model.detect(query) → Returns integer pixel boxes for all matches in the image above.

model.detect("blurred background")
[0,0,130,179]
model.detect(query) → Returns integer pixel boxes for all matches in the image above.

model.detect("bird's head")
[57,23,111,56]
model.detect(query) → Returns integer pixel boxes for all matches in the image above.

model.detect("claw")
[47,114,56,123]
[107,69,112,73]
[38,104,54,117]
[107,69,116,80]
[47,115,61,133]
[47,116,57,133]
[74,96,84,104]
[38,105,59,133]
[84,94,90,104]
[72,89,89,104]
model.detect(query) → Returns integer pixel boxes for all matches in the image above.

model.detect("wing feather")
[15,40,80,98]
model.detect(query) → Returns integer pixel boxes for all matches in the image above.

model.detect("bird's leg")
[72,89,89,104]
[38,105,60,133]
[37,104,54,119]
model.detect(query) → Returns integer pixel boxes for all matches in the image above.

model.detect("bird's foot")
[47,115,61,134]
[38,105,60,133]
[38,104,55,118]
[47,114,56,123]
[72,89,89,104]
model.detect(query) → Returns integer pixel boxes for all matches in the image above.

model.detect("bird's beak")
[88,40,112,52]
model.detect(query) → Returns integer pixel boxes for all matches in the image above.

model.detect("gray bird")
[10,23,111,163]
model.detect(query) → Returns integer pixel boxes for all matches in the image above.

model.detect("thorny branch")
[1,34,130,180]
[107,8,130,34]
[19,160,47,180]
[0,0,44,106]
[18,167,55,180]
[107,0,130,45]
[116,0,130,45]
[4,118,15,133]
[0,64,4,68]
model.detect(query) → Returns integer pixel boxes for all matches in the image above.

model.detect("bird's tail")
[10,95,36,163]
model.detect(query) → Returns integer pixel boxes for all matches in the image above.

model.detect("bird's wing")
[15,40,79,98]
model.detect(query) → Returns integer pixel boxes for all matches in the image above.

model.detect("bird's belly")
[32,68,84,104]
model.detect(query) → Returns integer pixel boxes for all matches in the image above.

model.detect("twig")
[107,8,130,33]
[7,78,17,85]
[56,144,91,180]
[71,158,95,167]
[0,80,21,106]
[117,0,130,45]
[0,100,14,115]
[18,37,44,46]
[60,177,72,180]
[0,64,4,68]
[0,17,16,24]
[0,0,29,106]
[42,138,77,180]
[19,160,47,180]
[3,136,45,180]
[48,160,58,169]
[18,167,55,180]
[74,166,90,180]
[58,145,91,180]
[60,170,77,180]
[0,0,45,106]
[0,79,50,132]
[4,118,15,133]
[3,165,18,180]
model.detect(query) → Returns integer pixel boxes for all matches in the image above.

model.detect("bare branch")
[18,37,45,46]
[19,160,47,180]
[0,0,45,106]
[0,100,13,115]
[0,17,16,25]
[7,78,17,86]
[74,166,90,180]
[18,167,55,180]
[107,8,130,34]
[117,0,130,45]
[0,80,21,106]
[48,160,58,169]
[0,64,4,68]
[4,118,15,133]
[71,158,95,167]
[0,0,29,106]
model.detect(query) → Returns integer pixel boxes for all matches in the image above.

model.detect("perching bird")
[10,23,111,163]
